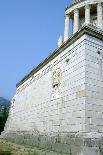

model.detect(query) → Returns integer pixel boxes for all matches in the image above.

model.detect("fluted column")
[64,15,70,42]
[73,8,79,34]
[97,3,103,29]
[85,5,90,25]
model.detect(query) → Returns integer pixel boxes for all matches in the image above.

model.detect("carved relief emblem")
[51,67,62,99]
[52,68,61,88]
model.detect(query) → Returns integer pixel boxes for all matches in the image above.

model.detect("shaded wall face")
[85,35,103,133]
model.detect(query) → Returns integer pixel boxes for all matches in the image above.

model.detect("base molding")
[1,131,103,155]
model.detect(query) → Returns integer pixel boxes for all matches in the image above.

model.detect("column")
[64,15,70,42]
[73,8,79,34]
[85,5,90,25]
[97,3,103,29]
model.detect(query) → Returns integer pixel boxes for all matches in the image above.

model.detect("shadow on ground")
[0,152,12,155]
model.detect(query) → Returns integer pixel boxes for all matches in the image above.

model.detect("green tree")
[0,107,9,134]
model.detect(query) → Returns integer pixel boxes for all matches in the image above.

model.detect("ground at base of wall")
[0,139,68,155]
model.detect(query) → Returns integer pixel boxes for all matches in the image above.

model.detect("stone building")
[2,0,103,154]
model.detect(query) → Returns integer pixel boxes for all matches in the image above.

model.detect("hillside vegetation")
[0,97,10,134]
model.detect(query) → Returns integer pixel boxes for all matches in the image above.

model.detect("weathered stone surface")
[1,0,103,155]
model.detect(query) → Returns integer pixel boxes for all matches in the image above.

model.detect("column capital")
[74,8,79,14]
[85,4,90,9]
[97,2,102,6]
[97,2,103,9]
[65,14,70,20]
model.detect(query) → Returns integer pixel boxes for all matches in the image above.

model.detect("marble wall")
[2,33,103,155]
[6,35,86,134]
[85,35,103,132]
[5,34,103,136]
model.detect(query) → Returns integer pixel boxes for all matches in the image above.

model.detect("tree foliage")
[0,107,9,134]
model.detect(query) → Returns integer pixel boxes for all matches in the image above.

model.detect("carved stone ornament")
[52,68,61,88]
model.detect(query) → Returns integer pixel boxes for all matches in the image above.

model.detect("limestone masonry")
[1,0,103,154]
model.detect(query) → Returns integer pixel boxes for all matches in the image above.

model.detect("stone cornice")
[65,0,86,11]
[65,0,103,14]
[16,25,103,88]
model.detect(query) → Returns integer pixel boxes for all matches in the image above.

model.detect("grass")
[0,139,37,155]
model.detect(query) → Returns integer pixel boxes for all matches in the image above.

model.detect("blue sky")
[0,0,72,100]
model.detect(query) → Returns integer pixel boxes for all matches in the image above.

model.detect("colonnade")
[64,3,103,42]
